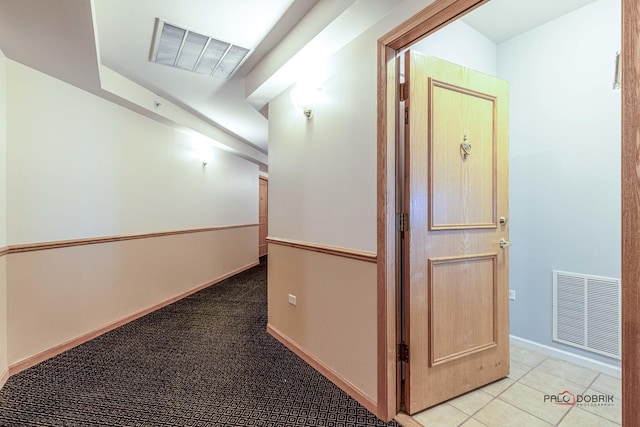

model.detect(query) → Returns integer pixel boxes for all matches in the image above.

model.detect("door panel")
[403,51,510,414]
[430,82,497,229]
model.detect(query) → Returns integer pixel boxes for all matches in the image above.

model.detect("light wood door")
[259,177,268,257]
[403,51,510,414]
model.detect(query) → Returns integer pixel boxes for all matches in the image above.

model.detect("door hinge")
[397,342,409,363]
[399,82,407,101]
[404,107,409,125]
[398,212,409,232]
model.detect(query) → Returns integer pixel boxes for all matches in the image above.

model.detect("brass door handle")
[499,238,512,249]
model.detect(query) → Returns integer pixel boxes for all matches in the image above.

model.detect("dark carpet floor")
[0,259,399,427]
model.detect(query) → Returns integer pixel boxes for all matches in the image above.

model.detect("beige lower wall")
[267,242,377,403]
[7,226,257,366]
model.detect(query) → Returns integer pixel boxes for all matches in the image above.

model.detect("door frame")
[258,175,268,257]
[375,0,639,423]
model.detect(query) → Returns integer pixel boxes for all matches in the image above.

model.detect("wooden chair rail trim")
[266,237,377,263]
[1,224,259,255]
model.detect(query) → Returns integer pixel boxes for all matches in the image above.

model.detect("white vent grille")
[150,19,250,80]
[553,270,621,359]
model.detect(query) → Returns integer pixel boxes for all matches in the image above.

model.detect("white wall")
[268,0,439,254]
[0,48,8,379]
[412,20,497,76]
[266,17,380,406]
[0,50,6,247]
[6,60,258,245]
[1,59,260,369]
[268,36,378,252]
[267,0,441,414]
[498,0,621,365]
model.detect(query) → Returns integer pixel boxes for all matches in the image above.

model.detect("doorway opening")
[376,0,632,423]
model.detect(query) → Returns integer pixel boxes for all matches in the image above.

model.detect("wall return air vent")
[552,270,621,359]
[150,19,250,80]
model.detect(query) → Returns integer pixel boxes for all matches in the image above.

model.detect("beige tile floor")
[409,345,620,427]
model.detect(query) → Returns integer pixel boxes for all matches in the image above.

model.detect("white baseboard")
[510,335,621,379]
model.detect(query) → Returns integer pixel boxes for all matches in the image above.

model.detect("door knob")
[499,238,512,248]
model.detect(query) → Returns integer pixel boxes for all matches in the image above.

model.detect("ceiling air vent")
[150,19,250,80]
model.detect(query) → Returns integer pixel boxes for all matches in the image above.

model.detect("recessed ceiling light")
[150,19,250,80]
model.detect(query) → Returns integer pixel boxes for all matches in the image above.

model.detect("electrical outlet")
[288,294,297,306]
[509,290,516,301]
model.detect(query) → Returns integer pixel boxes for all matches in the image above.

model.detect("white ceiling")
[0,0,100,93]
[0,0,602,165]
[93,0,317,154]
[462,0,599,43]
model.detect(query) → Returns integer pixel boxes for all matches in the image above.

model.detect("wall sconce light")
[291,85,322,119]
[194,144,213,167]
[187,132,219,167]
[199,147,213,166]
